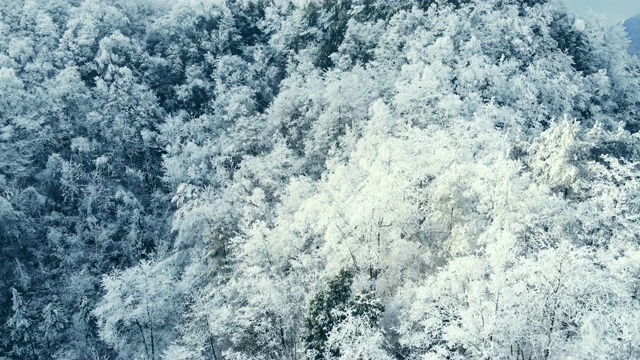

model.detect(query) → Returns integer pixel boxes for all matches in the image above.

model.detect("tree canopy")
[2,0,640,359]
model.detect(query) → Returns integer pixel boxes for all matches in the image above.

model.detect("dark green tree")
[305,269,384,359]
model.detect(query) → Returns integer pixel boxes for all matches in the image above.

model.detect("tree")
[305,269,355,358]
[6,288,36,359]
[305,269,385,359]
[396,242,640,359]
[94,260,183,360]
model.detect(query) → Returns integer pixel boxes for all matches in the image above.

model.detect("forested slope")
[2,0,640,359]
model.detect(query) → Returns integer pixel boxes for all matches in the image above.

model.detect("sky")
[565,0,640,25]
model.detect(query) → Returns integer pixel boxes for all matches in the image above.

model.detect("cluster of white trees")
[2,0,640,359]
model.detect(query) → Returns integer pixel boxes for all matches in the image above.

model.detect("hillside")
[624,14,640,54]
[2,0,640,359]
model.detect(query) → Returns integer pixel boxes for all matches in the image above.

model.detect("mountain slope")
[624,14,640,54]
[2,1,640,359]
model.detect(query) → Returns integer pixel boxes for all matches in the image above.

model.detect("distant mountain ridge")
[624,14,640,55]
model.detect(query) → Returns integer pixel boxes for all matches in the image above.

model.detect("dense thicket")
[1,0,640,359]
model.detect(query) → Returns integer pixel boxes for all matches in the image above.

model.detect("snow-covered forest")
[2,0,640,359]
